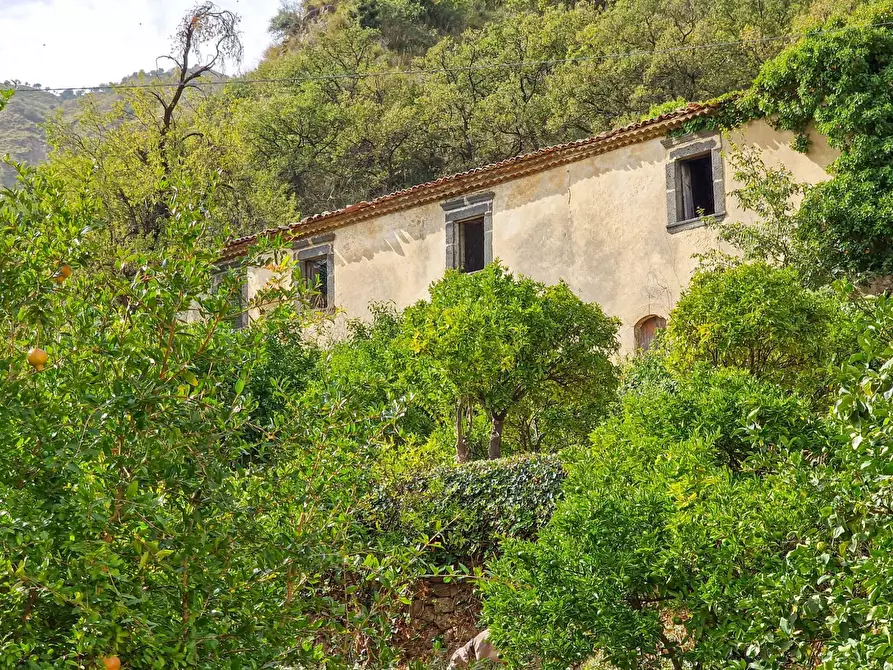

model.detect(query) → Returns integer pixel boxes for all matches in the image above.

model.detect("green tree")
[482,363,833,669]
[664,262,851,391]
[402,263,619,460]
[483,287,893,670]
[743,0,893,277]
[0,168,416,667]
[238,23,427,216]
[701,142,827,284]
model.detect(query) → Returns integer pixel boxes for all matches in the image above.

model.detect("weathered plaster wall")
[331,201,447,321]
[488,119,836,351]
[244,119,837,352]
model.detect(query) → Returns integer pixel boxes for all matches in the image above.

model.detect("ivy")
[366,454,566,561]
[668,91,758,136]
[671,3,893,277]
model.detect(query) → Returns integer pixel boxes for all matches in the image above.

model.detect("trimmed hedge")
[366,454,566,561]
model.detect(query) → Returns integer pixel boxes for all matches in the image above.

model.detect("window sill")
[667,211,725,234]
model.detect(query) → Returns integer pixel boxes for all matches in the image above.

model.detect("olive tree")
[401,263,619,460]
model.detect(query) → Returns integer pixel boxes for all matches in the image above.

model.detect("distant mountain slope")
[0,85,67,186]
[0,70,192,187]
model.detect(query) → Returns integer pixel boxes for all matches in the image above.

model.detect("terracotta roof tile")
[221,102,718,260]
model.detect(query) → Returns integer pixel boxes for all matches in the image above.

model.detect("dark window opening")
[459,218,485,273]
[679,155,715,220]
[302,258,329,309]
[636,315,667,352]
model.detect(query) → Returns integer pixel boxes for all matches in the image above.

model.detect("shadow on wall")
[328,123,834,306]
[335,203,442,267]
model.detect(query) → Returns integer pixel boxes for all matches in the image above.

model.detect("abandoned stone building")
[220,102,835,353]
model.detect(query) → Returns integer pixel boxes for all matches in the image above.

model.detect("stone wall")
[394,577,482,666]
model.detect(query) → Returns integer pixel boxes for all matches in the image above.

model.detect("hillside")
[1,0,862,230]
[0,85,67,187]
[0,69,183,188]
[232,0,852,219]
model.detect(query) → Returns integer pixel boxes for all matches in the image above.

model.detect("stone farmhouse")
[220,102,835,353]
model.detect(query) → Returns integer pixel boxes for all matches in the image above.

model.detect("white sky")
[0,0,282,89]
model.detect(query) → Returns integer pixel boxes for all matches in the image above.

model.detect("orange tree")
[0,167,416,667]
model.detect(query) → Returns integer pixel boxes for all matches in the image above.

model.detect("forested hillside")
[0,84,68,187]
[3,0,863,235]
[243,0,840,217]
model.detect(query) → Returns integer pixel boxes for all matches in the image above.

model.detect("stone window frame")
[663,132,726,233]
[441,192,494,272]
[293,232,335,312]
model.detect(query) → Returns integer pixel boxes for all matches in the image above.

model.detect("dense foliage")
[10,0,893,667]
[367,454,566,561]
[745,0,893,277]
[665,262,852,392]
[480,265,893,670]
[0,169,424,667]
[679,1,893,279]
[286,266,619,469]
[401,263,619,459]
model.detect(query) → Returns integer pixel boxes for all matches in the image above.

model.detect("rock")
[448,629,502,668]
[433,597,455,614]
[430,581,455,598]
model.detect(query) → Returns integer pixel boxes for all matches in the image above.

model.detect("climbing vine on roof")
[678,1,893,278]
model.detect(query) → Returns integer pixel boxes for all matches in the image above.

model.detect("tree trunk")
[455,399,470,463]
[488,411,506,459]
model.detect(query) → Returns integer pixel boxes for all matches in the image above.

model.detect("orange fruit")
[26,347,47,371]
[102,657,121,670]
[54,264,72,284]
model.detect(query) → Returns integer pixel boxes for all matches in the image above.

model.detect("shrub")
[664,262,852,392]
[402,263,619,459]
[621,356,832,470]
[243,319,320,438]
[366,454,566,561]
[481,366,833,670]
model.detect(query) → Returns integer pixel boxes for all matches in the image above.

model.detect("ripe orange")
[54,264,72,284]
[26,347,47,371]
[102,656,121,670]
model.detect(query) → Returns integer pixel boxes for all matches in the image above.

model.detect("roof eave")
[220,102,718,261]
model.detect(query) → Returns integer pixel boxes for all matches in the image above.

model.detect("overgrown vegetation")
[367,454,567,562]
[679,0,893,278]
[480,279,893,670]
[9,0,893,667]
[0,167,428,666]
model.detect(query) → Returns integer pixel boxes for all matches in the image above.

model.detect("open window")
[458,217,486,273]
[664,135,724,232]
[678,154,715,220]
[635,315,667,352]
[301,257,329,310]
[442,192,494,273]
